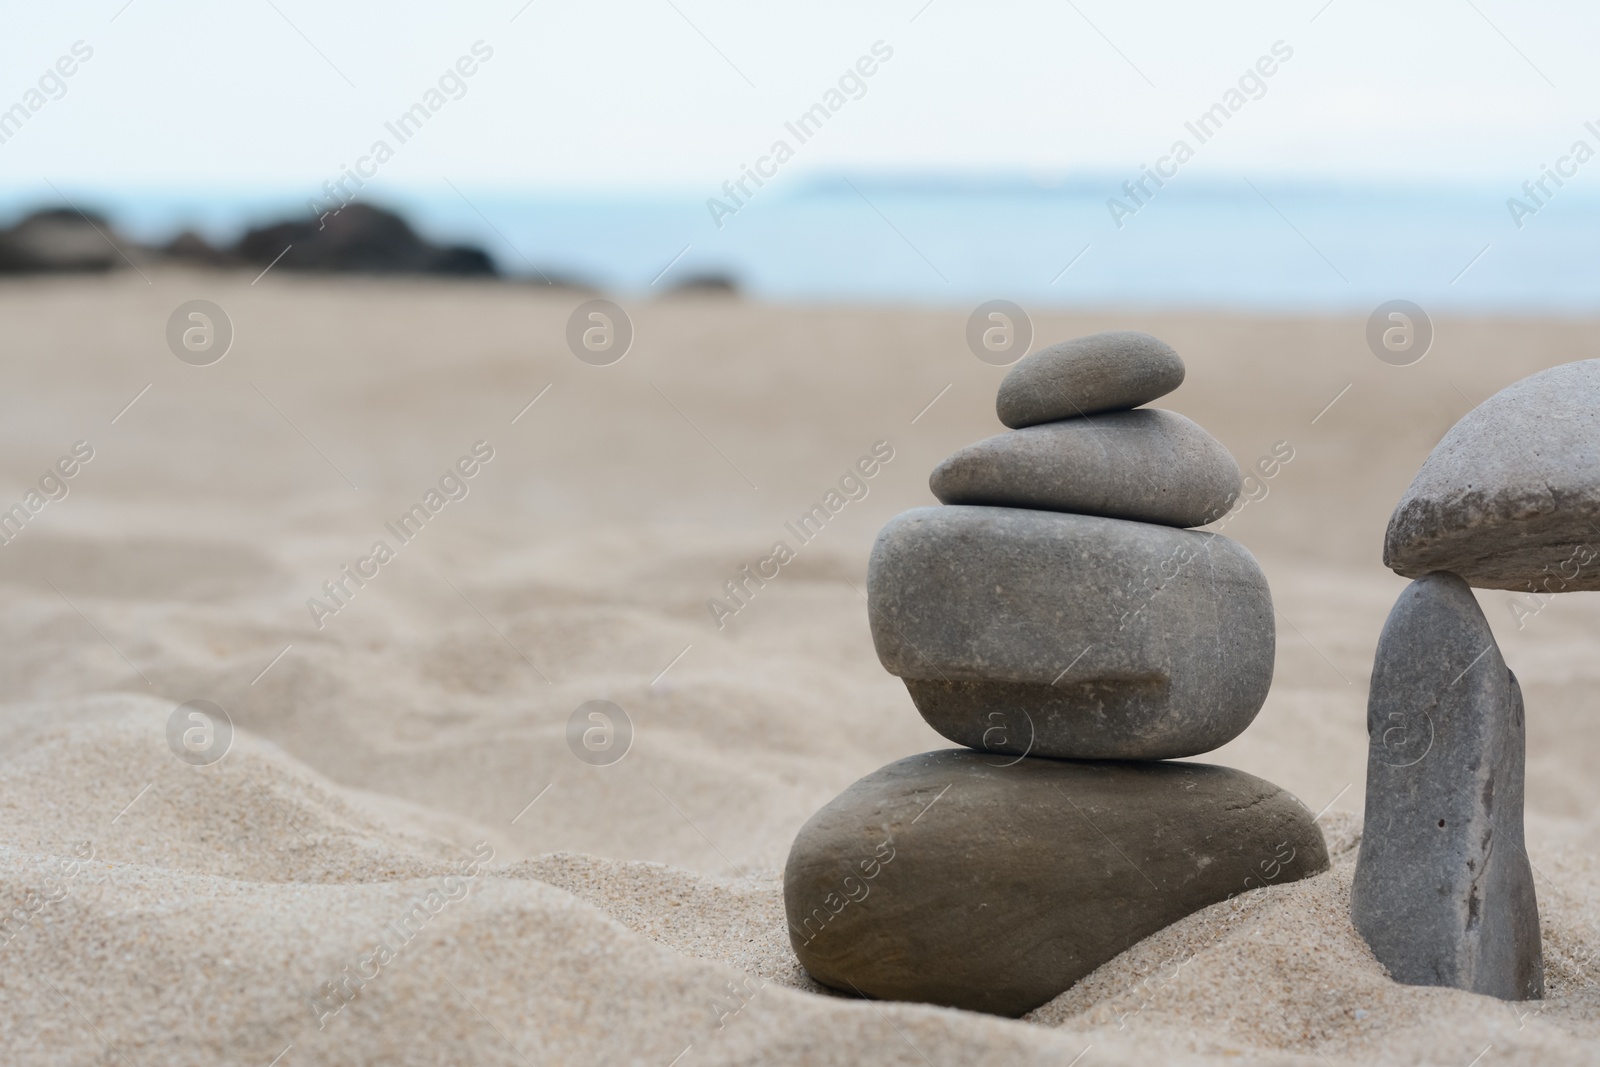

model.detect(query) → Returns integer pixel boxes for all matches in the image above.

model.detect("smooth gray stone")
[785,749,1330,1017]
[929,409,1242,528]
[1385,359,1600,590]
[1351,572,1543,1001]
[867,506,1273,759]
[996,331,1185,429]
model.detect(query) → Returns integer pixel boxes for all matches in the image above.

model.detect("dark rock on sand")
[0,208,125,273]
[664,271,739,296]
[867,506,1274,760]
[1352,572,1543,1001]
[161,230,237,268]
[234,203,496,277]
[785,749,1329,1017]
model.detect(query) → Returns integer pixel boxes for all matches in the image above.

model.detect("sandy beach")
[2,272,1598,1064]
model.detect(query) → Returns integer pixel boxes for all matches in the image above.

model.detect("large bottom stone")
[1352,572,1543,1000]
[784,749,1330,1017]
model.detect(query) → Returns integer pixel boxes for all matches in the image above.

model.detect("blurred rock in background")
[0,208,127,273]
[160,229,238,269]
[234,203,496,277]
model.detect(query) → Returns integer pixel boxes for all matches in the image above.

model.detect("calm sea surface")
[8,175,1597,314]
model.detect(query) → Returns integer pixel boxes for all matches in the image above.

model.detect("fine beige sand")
[2,273,1598,1065]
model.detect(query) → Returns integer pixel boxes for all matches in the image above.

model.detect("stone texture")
[997,330,1185,429]
[929,409,1242,528]
[785,749,1330,1017]
[867,506,1273,760]
[1385,359,1600,590]
[1351,572,1543,1001]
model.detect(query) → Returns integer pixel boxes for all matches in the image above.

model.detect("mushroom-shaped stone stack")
[783,331,1331,1017]
[1351,361,1599,1002]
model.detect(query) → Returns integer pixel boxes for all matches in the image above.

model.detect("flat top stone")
[929,408,1241,528]
[997,330,1184,428]
[1385,359,1600,590]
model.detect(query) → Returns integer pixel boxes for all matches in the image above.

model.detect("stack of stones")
[784,331,1330,1017]
[1351,360,1600,1002]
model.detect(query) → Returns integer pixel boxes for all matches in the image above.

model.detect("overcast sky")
[1,0,1595,196]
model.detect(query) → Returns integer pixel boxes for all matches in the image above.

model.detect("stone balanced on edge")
[1350,360,1600,1001]
[783,331,1331,1017]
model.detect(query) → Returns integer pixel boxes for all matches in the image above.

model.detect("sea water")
[7,174,1598,315]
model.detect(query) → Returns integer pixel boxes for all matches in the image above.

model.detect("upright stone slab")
[1351,572,1543,1000]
